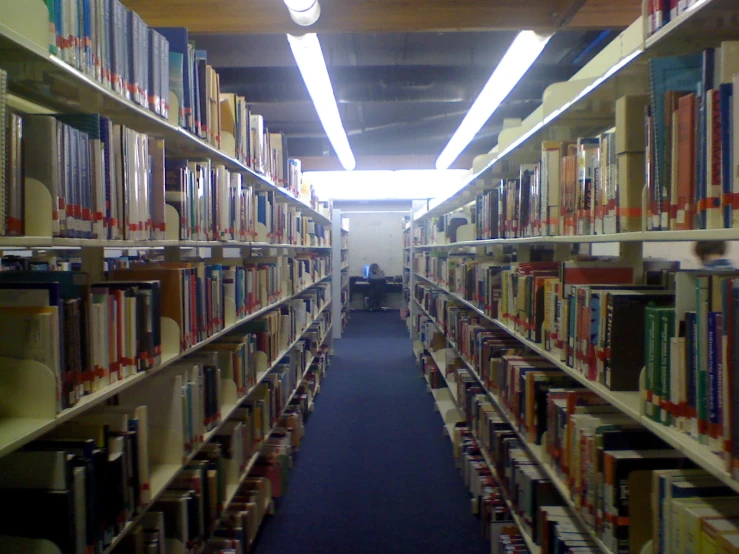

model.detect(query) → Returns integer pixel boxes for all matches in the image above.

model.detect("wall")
[336,200,411,278]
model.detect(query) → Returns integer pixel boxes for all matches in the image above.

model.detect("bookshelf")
[0,270,333,454]
[340,224,350,332]
[408,2,739,552]
[0,4,337,552]
[0,15,331,226]
[104,312,333,554]
[404,217,415,336]
[414,293,620,554]
[415,0,738,223]
[414,303,546,554]
[331,209,347,340]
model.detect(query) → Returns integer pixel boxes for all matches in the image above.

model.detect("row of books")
[647,0,701,35]
[645,47,739,231]
[417,282,739,554]
[125,475,272,554]
[418,298,734,554]
[47,0,170,119]
[416,340,528,551]
[456,424,525,552]
[491,264,739,475]
[417,253,739,463]
[421,327,608,554]
[146,26,298,190]
[0,107,331,242]
[0,262,329,413]
[6,112,163,239]
[414,253,680,389]
[412,48,739,246]
[417,333,609,554]
[0,306,331,554]
[0,403,153,554]
[467,397,606,554]
[412,125,638,245]
[34,3,305,193]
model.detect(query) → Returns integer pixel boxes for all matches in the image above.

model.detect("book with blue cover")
[154,27,191,130]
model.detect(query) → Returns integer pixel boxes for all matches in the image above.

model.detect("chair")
[366,278,388,311]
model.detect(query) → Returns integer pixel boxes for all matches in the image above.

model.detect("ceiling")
[123,0,642,170]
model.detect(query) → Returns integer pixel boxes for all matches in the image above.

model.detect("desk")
[350,277,404,310]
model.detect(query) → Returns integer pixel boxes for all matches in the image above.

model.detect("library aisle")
[253,311,488,554]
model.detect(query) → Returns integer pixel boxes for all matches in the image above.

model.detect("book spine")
[660,308,675,425]
[719,84,733,228]
[686,311,698,435]
[645,305,659,421]
[697,277,710,442]
[706,89,723,229]
[708,311,723,452]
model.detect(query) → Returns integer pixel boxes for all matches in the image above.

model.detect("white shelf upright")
[332,208,343,340]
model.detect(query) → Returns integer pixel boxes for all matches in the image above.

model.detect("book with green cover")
[660,307,676,425]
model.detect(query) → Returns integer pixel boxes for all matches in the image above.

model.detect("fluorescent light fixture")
[304,170,467,200]
[285,0,321,26]
[435,30,552,170]
[288,33,356,170]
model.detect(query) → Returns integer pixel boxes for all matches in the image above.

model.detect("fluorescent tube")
[435,30,552,170]
[288,33,356,171]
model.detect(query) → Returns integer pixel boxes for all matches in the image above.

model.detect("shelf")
[0,21,330,227]
[413,228,739,250]
[102,313,333,553]
[476,447,541,554]
[0,239,332,250]
[414,273,739,495]
[418,321,540,553]
[221,321,332,514]
[411,0,739,222]
[415,297,612,554]
[644,0,739,56]
[0,274,332,459]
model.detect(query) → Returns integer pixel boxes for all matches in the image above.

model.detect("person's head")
[694,240,727,264]
[370,263,379,273]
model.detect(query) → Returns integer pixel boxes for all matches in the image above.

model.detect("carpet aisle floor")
[252,310,490,554]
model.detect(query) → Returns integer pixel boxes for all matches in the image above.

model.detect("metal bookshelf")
[405,3,739,551]
[0,7,339,551]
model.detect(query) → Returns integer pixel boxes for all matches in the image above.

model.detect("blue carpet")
[252,310,489,554]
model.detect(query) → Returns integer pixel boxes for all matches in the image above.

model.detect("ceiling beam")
[550,0,590,27]
[121,0,641,35]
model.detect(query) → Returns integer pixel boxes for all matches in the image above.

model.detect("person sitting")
[367,263,386,311]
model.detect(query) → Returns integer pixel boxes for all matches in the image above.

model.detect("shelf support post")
[517,244,532,263]
[80,246,105,283]
[620,242,644,283]
[163,245,182,263]
[553,243,571,262]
